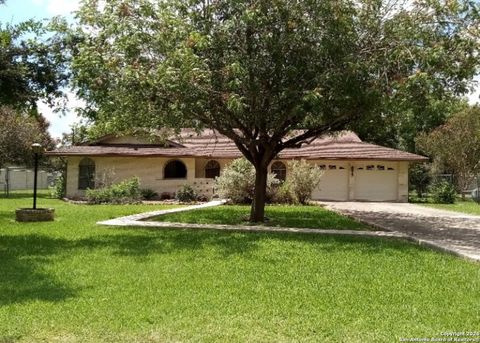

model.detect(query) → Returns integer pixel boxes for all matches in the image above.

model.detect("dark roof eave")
[45,152,198,158]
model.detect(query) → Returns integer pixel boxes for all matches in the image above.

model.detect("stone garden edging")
[97,199,409,240]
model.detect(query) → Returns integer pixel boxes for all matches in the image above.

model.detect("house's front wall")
[66,156,196,198]
[65,155,409,202]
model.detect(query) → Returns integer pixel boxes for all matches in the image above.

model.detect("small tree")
[286,160,324,204]
[416,107,480,200]
[0,106,55,169]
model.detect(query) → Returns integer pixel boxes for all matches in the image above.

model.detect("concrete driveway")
[321,202,480,262]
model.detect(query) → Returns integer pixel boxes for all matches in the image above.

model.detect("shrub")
[215,158,279,204]
[430,180,456,204]
[140,188,158,200]
[175,184,197,202]
[52,173,66,199]
[160,192,173,200]
[86,177,141,204]
[285,160,323,204]
[272,181,297,204]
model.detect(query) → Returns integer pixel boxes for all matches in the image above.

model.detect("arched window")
[205,160,220,179]
[78,158,95,190]
[271,161,286,181]
[164,160,187,179]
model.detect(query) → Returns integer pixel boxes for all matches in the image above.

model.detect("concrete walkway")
[322,202,480,262]
[98,200,227,225]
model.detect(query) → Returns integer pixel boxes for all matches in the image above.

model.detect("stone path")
[98,200,227,225]
[322,202,480,262]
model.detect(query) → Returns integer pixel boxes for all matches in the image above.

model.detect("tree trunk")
[250,164,268,222]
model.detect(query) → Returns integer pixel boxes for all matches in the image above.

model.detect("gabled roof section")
[46,129,427,161]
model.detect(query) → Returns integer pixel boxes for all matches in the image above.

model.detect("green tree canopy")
[0,106,56,169]
[416,106,480,199]
[71,0,480,221]
[0,4,69,112]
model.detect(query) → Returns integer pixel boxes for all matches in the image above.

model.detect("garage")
[354,163,398,201]
[311,162,349,201]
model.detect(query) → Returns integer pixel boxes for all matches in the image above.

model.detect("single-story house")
[46,129,427,202]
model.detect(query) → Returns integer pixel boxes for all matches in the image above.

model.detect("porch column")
[397,162,409,202]
[348,162,355,201]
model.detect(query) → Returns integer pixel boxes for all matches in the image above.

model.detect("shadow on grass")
[0,229,430,306]
[110,228,445,266]
[0,234,79,306]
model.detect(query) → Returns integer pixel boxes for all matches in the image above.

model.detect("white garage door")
[354,163,398,201]
[311,162,349,201]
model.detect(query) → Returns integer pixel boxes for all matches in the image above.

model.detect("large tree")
[0,1,69,169]
[416,106,480,199]
[0,2,69,112]
[71,0,480,221]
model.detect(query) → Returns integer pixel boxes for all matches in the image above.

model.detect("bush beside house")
[216,158,323,205]
[284,160,323,204]
[215,158,279,204]
[175,184,198,203]
[86,177,141,204]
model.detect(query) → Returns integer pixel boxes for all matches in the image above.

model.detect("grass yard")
[149,204,371,230]
[421,199,480,216]
[0,193,479,342]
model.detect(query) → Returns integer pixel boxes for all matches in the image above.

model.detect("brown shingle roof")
[46,130,427,161]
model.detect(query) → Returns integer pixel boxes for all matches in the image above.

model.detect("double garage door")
[311,162,398,202]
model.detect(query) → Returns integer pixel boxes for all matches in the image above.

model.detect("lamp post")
[31,143,43,209]
[15,143,54,222]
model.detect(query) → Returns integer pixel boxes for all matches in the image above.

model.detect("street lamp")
[15,143,54,222]
[31,143,43,209]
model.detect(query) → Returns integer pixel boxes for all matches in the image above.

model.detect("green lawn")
[150,204,371,230]
[1,193,479,342]
[420,199,480,216]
